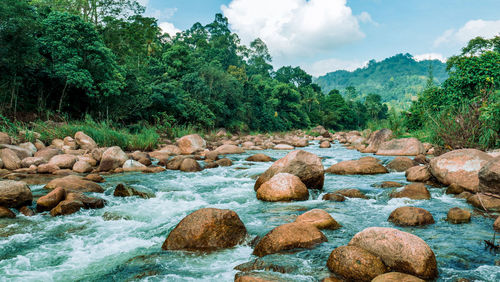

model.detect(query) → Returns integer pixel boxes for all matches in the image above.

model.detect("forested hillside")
[314,54,448,108]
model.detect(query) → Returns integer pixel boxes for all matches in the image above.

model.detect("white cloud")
[303,58,367,77]
[434,19,500,47]
[221,0,366,59]
[137,0,149,6]
[150,8,178,21]
[414,53,447,63]
[159,22,181,36]
[358,11,378,26]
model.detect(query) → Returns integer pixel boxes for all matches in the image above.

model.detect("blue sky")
[140,0,500,76]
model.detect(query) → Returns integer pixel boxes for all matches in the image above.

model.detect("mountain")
[314,53,448,109]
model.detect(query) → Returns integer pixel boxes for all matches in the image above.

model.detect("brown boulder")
[98,146,128,171]
[414,154,429,165]
[48,154,78,169]
[215,144,244,155]
[319,141,331,148]
[34,148,61,161]
[446,183,464,195]
[375,181,404,188]
[257,173,309,202]
[254,150,324,191]
[372,272,425,282]
[37,163,59,174]
[348,227,438,279]
[467,193,500,211]
[122,159,147,172]
[0,180,32,208]
[274,144,294,150]
[246,154,273,162]
[0,206,15,218]
[114,183,153,198]
[479,156,500,195]
[326,245,387,281]
[295,209,341,230]
[322,193,345,202]
[204,151,219,161]
[0,148,21,170]
[74,131,97,150]
[326,157,388,175]
[0,132,11,144]
[44,175,104,193]
[0,144,33,159]
[405,166,431,182]
[177,134,206,155]
[447,207,471,224]
[364,129,393,153]
[84,174,105,183]
[162,208,247,251]
[166,156,188,170]
[387,157,418,172]
[376,138,425,156]
[73,160,92,173]
[494,216,500,232]
[50,192,105,216]
[21,156,46,168]
[19,206,35,216]
[179,158,202,172]
[429,149,493,192]
[253,222,327,257]
[388,206,435,226]
[37,187,66,212]
[216,158,233,167]
[390,183,431,200]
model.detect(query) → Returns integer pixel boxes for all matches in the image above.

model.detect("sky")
[139,0,500,77]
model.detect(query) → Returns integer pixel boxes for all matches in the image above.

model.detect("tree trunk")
[58,80,69,113]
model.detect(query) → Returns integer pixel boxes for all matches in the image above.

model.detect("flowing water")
[1,142,499,281]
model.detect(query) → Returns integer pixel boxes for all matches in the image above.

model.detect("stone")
[467,193,500,211]
[234,272,284,282]
[456,191,473,199]
[34,140,45,151]
[348,227,438,279]
[0,148,21,170]
[336,188,367,199]
[19,142,37,155]
[44,175,104,193]
[48,154,79,169]
[322,193,345,202]
[376,138,425,156]
[479,156,500,195]
[50,192,105,216]
[215,158,232,167]
[364,129,393,153]
[0,206,15,218]
[72,160,92,173]
[405,166,431,182]
[256,173,309,202]
[122,159,147,172]
[388,206,435,226]
[98,146,128,171]
[63,137,77,149]
[376,181,404,188]
[387,157,418,172]
[446,183,464,195]
[0,180,32,208]
[214,144,244,155]
[311,125,327,136]
[0,144,33,159]
[114,183,153,199]
[19,206,35,216]
[372,272,425,282]
[21,157,46,168]
[494,216,500,232]
[177,134,206,155]
[319,141,331,148]
[414,154,429,165]
[84,174,105,183]
[274,144,294,150]
[179,158,202,172]
[246,154,273,162]
[295,209,341,230]
[0,132,11,144]
[326,157,388,175]
[162,208,247,251]
[447,207,471,224]
[254,150,324,191]
[327,245,387,281]
[74,131,97,150]
[51,139,64,149]
[390,183,431,200]
[37,187,66,212]
[429,149,493,192]
[34,148,61,161]
[204,151,219,161]
[166,156,188,170]
[37,163,59,174]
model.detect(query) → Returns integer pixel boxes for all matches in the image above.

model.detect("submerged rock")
[327,245,387,281]
[447,207,471,224]
[0,206,16,218]
[295,209,341,230]
[215,158,232,167]
[374,181,403,188]
[162,208,247,251]
[335,188,368,199]
[0,180,32,208]
[326,157,388,175]
[246,154,273,162]
[256,173,309,202]
[390,183,431,200]
[322,193,345,202]
[114,183,154,199]
[388,206,435,226]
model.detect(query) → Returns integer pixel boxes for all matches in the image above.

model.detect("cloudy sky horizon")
[140,0,500,77]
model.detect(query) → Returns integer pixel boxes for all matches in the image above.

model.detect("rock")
[72,160,92,173]
[19,142,37,155]
[204,161,219,169]
[494,216,500,232]
[0,180,32,208]
[143,166,166,173]
[204,151,219,161]
[446,183,464,195]
[274,144,294,150]
[130,151,150,161]
[467,193,500,211]
[295,209,341,230]
[405,166,431,182]
[414,154,429,165]
[479,157,500,195]
[429,149,493,192]
[234,257,295,274]
[326,245,387,281]
[348,227,438,279]
[177,134,206,155]
[34,148,61,161]
[51,139,64,149]
[166,156,187,170]
[74,131,97,150]
[48,154,78,169]
[0,148,21,170]
[91,148,105,162]
[256,173,309,202]
[37,163,59,174]
[34,139,45,151]
[335,188,367,199]
[44,175,104,193]
[376,181,404,188]
[311,125,327,136]
[37,187,66,212]
[322,193,345,202]
[19,206,35,216]
[21,156,46,168]
[387,157,418,172]
[0,206,15,218]
[246,154,273,162]
[447,207,471,224]
[114,183,153,198]
[372,272,425,282]
[98,146,128,171]
[162,208,247,251]
[0,132,11,144]
[253,222,327,257]
[50,192,105,216]
[122,159,147,172]
[84,174,105,183]
[234,272,284,282]
[319,141,331,148]
[376,138,425,156]
[364,129,393,153]
[388,206,435,226]
[0,144,33,159]
[63,136,77,149]
[215,144,244,155]
[216,158,232,167]
[457,191,473,199]
[326,157,388,175]
[254,150,324,191]
[0,157,3,169]
[390,183,431,200]
[179,158,202,172]
[291,138,308,147]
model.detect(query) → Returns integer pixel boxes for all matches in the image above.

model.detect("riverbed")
[1,142,499,281]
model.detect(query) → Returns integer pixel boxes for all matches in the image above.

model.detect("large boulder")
[256,173,309,202]
[295,209,341,230]
[50,192,105,216]
[44,175,104,193]
[21,157,46,168]
[0,206,15,218]
[387,157,418,172]
[122,159,147,172]
[113,183,153,199]
[73,160,93,173]
[19,142,37,155]
[215,144,244,155]
[0,180,32,208]
[376,138,425,156]
[326,157,388,175]
[246,154,273,162]
[274,144,294,150]
[36,187,66,212]
[34,148,61,161]
[348,227,438,279]
[162,208,247,251]
[467,193,500,211]
[311,125,327,136]
[177,134,206,155]
[336,188,368,199]
[364,129,393,153]
[0,148,21,170]
[74,131,97,150]
[447,207,471,224]
[0,132,11,144]
[48,154,79,169]
[37,163,59,174]
[388,207,435,226]
[479,156,500,195]
[319,141,331,148]
[405,166,431,182]
[0,144,33,159]
[390,183,431,200]
[372,272,424,282]
[327,245,387,281]
[254,150,324,191]
[429,149,493,192]
[98,146,128,171]
[253,222,327,257]
[179,158,202,172]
